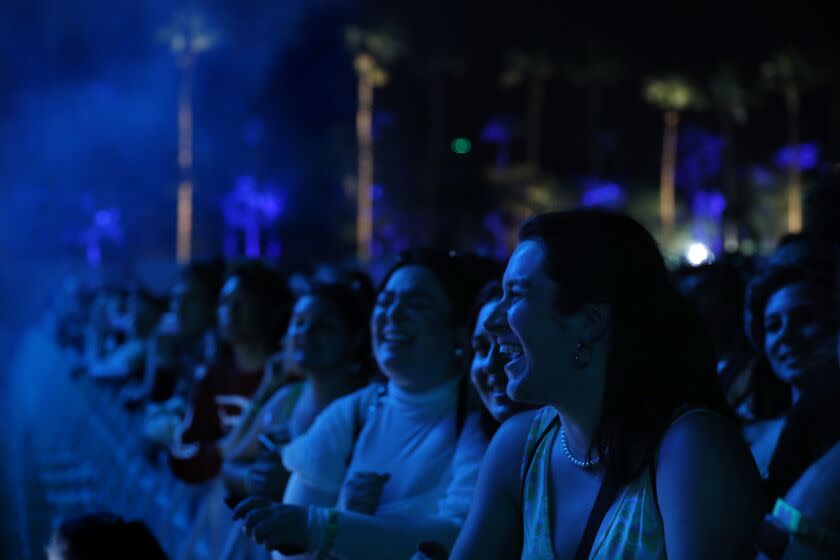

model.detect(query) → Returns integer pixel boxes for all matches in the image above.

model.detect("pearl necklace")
[559,426,601,469]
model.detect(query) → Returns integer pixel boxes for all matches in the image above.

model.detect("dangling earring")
[574,343,592,369]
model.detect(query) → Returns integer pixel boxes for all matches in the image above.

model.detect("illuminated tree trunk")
[356,54,375,261]
[785,85,802,232]
[176,55,194,263]
[659,109,679,244]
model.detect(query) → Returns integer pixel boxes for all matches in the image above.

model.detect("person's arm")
[779,441,840,560]
[283,472,339,508]
[656,410,764,560]
[321,509,462,560]
[449,410,535,560]
[122,335,180,408]
[236,499,462,560]
[436,412,490,524]
[224,383,294,462]
[280,385,374,500]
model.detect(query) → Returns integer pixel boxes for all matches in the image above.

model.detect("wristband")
[307,506,339,556]
[771,498,840,553]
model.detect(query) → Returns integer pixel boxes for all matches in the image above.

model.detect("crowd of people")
[22,209,840,559]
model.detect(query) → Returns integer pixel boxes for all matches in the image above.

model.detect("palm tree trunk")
[527,77,544,169]
[176,55,194,264]
[660,110,679,245]
[785,85,802,232]
[356,61,375,260]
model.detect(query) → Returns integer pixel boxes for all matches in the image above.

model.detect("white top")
[282,376,487,523]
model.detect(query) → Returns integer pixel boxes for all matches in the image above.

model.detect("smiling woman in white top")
[233,249,499,559]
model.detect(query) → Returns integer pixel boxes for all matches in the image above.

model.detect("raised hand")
[233,498,308,554]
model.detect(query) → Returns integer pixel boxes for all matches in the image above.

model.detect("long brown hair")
[520,211,732,485]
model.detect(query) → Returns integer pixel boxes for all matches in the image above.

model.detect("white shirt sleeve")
[436,412,489,524]
[281,385,377,493]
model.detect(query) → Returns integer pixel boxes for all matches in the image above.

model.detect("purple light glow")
[774,143,819,171]
[750,165,777,188]
[481,115,517,168]
[79,206,123,266]
[691,190,726,252]
[676,128,724,193]
[222,176,287,258]
[483,211,509,260]
[372,111,394,141]
[580,180,626,208]
[692,191,726,219]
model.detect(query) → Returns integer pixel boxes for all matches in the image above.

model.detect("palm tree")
[643,76,706,245]
[500,50,553,169]
[345,26,404,260]
[563,48,624,178]
[709,64,750,250]
[761,50,819,232]
[157,9,219,263]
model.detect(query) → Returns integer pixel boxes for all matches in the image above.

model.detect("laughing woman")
[234,250,498,559]
[450,211,763,560]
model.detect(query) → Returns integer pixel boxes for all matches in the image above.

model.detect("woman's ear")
[579,303,610,345]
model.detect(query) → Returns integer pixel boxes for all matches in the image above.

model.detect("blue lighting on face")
[580,180,626,208]
[774,143,819,171]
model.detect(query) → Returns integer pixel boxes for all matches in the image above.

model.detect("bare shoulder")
[481,409,542,500]
[787,440,840,522]
[658,409,753,463]
[656,409,763,559]
[493,409,541,449]
[448,409,540,560]
[657,409,761,498]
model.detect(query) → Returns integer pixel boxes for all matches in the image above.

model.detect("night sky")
[0,0,838,264]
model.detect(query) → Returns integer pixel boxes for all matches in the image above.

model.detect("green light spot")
[451,138,471,154]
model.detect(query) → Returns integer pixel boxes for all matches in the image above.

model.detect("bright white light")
[686,242,712,266]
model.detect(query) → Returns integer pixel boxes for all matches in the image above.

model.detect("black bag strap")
[574,470,622,560]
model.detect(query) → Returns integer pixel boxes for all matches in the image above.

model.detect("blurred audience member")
[46,513,167,560]
[167,261,292,484]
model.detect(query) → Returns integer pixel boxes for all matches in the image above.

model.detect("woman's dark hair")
[54,512,167,560]
[379,249,502,435]
[300,270,376,371]
[226,260,294,343]
[742,240,838,419]
[181,258,226,324]
[520,211,732,485]
[378,249,502,331]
